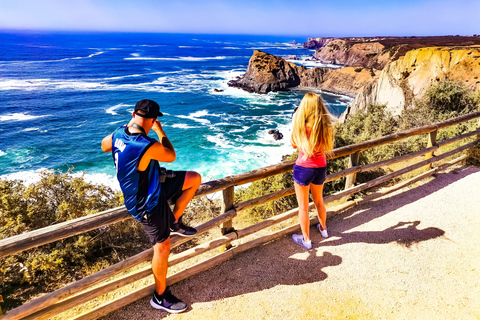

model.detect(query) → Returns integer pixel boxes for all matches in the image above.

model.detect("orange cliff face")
[346,46,480,117]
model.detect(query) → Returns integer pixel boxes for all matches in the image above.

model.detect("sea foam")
[0,113,48,122]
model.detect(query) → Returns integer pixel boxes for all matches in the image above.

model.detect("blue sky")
[0,0,478,36]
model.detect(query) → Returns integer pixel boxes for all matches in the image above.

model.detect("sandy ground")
[103,166,480,320]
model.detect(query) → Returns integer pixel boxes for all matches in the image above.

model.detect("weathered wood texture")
[424,129,438,172]
[0,208,238,320]
[220,186,235,251]
[2,116,478,260]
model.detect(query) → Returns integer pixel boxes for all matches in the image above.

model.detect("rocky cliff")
[228,50,378,95]
[308,36,480,70]
[230,37,480,120]
[347,46,480,117]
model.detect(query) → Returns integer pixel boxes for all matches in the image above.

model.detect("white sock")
[304,239,311,246]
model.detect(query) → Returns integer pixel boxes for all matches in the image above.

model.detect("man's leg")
[150,236,187,313]
[172,171,201,222]
[152,237,170,295]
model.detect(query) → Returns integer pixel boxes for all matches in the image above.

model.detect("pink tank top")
[294,124,327,168]
[296,150,327,168]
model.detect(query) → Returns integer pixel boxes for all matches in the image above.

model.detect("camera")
[159,167,176,183]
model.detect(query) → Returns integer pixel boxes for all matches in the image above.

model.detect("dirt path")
[103,166,480,320]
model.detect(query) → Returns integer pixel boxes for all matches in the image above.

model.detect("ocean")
[0,32,352,190]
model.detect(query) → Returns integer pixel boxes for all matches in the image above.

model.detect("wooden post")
[342,151,360,202]
[220,186,235,251]
[424,129,437,172]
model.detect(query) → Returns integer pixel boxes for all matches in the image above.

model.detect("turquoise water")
[0,32,351,189]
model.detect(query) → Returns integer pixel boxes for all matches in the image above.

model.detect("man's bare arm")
[138,120,176,171]
[101,134,113,152]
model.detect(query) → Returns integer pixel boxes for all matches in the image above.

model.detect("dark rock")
[227,50,305,94]
[273,131,284,140]
[291,40,297,45]
[268,129,283,140]
[214,88,224,92]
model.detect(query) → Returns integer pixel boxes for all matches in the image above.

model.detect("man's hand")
[152,120,165,138]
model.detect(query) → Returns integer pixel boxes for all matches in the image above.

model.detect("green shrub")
[235,153,298,223]
[0,171,148,310]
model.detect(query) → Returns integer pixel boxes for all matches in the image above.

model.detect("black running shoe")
[170,216,197,237]
[150,286,187,313]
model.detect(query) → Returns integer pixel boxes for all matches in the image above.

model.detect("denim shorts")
[293,164,327,186]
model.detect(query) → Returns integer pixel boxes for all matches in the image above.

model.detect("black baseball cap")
[134,99,163,118]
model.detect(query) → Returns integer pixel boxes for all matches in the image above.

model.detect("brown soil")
[103,166,480,320]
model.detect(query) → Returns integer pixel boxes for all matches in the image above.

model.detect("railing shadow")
[102,166,478,319]
[105,238,343,318]
[325,166,477,239]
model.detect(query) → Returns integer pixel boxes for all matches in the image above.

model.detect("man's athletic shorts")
[141,171,186,244]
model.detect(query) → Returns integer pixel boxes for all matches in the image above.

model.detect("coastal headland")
[228,36,480,119]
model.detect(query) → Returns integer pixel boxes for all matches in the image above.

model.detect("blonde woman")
[291,93,334,249]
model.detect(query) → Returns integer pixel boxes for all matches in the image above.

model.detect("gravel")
[103,166,480,320]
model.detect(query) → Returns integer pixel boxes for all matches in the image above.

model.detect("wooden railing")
[1,111,479,320]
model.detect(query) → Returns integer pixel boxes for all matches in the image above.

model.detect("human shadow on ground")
[107,237,342,319]
[321,220,444,248]
[324,166,477,236]
[103,167,477,319]
[316,167,479,249]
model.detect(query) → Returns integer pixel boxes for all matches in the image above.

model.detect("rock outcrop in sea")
[228,50,377,96]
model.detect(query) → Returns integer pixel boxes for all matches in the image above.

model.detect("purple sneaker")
[292,234,312,249]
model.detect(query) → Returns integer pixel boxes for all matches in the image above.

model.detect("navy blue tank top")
[111,126,161,221]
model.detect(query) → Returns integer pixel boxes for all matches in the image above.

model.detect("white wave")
[70,172,120,191]
[223,47,241,50]
[137,44,165,47]
[0,169,48,185]
[230,126,249,133]
[0,150,5,156]
[130,53,140,57]
[106,103,130,115]
[0,51,104,65]
[0,113,48,122]
[108,120,125,126]
[21,127,39,132]
[171,123,197,129]
[287,56,343,69]
[178,46,202,48]
[177,110,211,125]
[124,56,230,61]
[0,78,193,93]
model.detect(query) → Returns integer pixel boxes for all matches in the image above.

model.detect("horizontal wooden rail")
[1,111,478,320]
[2,114,478,260]
[0,208,238,320]
[23,204,312,320]
[69,146,468,320]
[25,150,472,320]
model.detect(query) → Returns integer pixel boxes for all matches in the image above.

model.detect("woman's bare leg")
[310,183,326,229]
[294,182,311,241]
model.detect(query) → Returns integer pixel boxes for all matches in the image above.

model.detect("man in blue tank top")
[101,99,201,313]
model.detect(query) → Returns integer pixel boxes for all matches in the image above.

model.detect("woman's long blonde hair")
[291,93,334,160]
